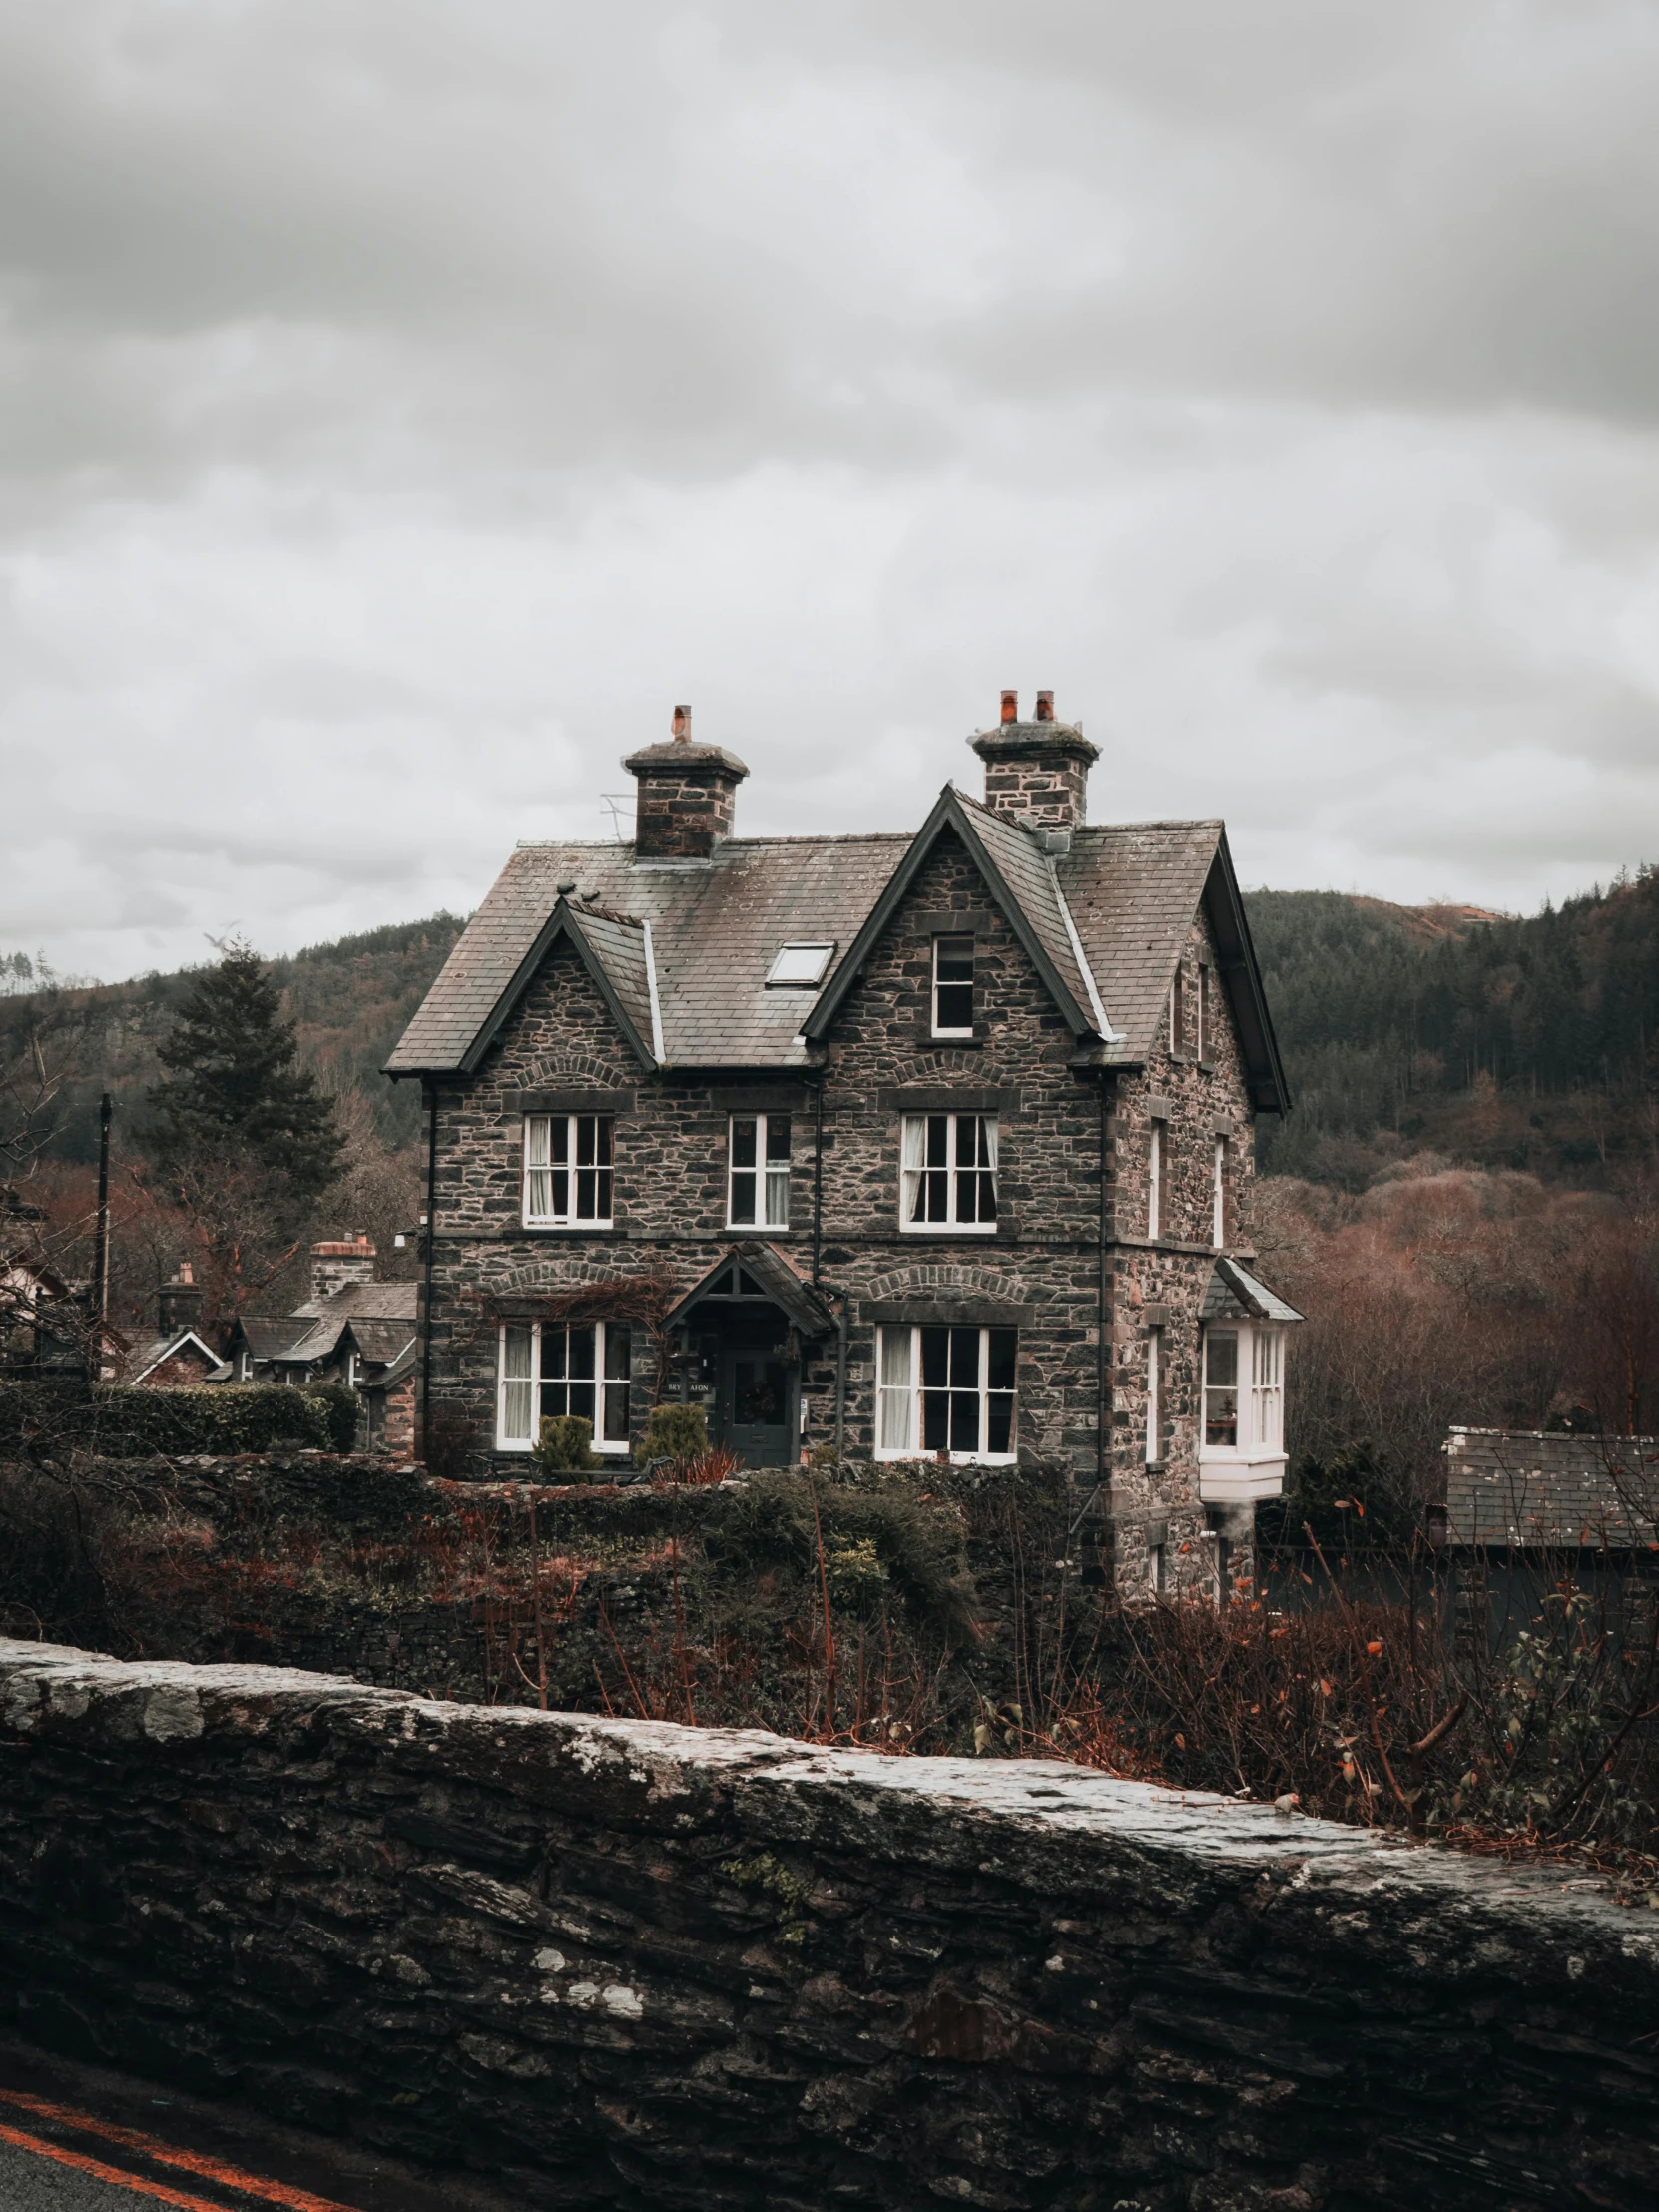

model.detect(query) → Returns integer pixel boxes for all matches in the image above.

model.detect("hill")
[0,914,467,1167]
[10,868,1659,1193]
[1246,871,1659,1184]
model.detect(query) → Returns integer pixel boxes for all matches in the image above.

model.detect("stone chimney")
[157,1262,204,1338]
[310,1234,376,1304]
[969,688,1100,843]
[623,705,750,859]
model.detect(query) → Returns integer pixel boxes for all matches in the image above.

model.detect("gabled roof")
[664,1242,837,1339]
[446,898,658,1078]
[339,1318,419,1367]
[803,787,1103,1045]
[227,1316,314,1361]
[127,1328,224,1385]
[386,834,905,1076]
[1202,1257,1304,1326]
[385,794,1287,1109]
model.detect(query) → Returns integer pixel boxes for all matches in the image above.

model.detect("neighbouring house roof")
[1201,1258,1305,1326]
[340,1318,419,1367]
[126,1329,225,1385]
[228,1316,316,1361]
[384,791,1288,1110]
[288,1282,419,1324]
[664,1242,839,1339]
[364,1341,418,1392]
[1442,1427,1659,1549]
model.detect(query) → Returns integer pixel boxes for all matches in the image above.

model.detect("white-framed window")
[523,1114,614,1228]
[1147,1540,1165,1593]
[875,1323,1016,1461]
[1212,1135,1227,1249]
[1147,1121,1162,1241]
[1170,966,1185,1054]
[767,942,834,987]
[497,1320,632,1452]
[1200,1323,1284,1460]
[901,1113,997,1232]
[1197,963,1210,1063]
[729,1112,791,1228]
[931,935,975,1037]
[1145,1327,1161,1464]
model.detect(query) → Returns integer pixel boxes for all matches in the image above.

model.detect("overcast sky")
[6,2,1659,980]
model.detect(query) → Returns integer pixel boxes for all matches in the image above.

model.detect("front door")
[721,1350,794,1467]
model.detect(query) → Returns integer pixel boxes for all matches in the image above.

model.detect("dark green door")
[721,1351,794,1467]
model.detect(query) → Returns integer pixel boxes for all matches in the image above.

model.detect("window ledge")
[519,1225,627,1238]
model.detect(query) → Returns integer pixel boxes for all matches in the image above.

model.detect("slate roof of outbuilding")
[386,789,1285,1104]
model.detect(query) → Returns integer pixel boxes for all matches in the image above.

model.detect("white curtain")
[877,1325,915,1452]
[501,1325,535,1442]
[525,1115,553,1221]
[901,1115,926,1223]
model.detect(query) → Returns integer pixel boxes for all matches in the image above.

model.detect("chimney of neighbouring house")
[310,1234,376,1304]
[970,687,1100,842]
[623,705,750,859]
[157,1261,204,1338]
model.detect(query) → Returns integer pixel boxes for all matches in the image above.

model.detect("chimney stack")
[310,1234,376,1304]
[157,1262,204,1338]
[970,688,1099,841]
[623,704,750,859]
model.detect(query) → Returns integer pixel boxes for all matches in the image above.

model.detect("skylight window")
[766,942,834,987]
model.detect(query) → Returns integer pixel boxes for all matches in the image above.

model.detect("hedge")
[0,1382,332,1458]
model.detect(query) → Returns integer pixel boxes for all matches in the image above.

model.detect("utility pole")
[91,1092,112,1382]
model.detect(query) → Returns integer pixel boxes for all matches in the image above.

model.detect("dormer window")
[767,942,834,987]
[932,935,974,1037]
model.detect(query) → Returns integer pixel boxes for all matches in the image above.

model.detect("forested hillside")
[1246,871,1659,1185]
[0,914,466,1166]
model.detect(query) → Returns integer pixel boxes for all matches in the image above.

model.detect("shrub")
[637,1402,709,1467]
[305,1383,361,1454]
[533,1414,601,1476]
[0,1382,330,1458]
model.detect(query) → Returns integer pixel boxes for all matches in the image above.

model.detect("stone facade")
[423,832,1268,1596]
[402,705,1295,1598]
[3,1639,1656,2211]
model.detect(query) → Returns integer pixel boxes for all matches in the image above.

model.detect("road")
[0,2041,516,2212]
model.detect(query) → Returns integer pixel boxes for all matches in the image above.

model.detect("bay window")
[497,1320,632,1452]
[876,1323,1016,1462]
[729,1113,791,1228]
[1198,1320,1287,1501]
[901,1113,997,1232]
[524,1114,613,1228]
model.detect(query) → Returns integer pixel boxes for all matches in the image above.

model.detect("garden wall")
[2,1638,1657,2211]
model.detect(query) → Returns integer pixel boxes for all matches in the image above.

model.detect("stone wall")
[3,1637,1656,2211]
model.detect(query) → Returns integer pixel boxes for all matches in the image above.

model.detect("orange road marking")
[0,2119,243,2209]
[0,2090,361,2212]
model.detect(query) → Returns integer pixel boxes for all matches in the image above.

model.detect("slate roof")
[1201,1258,1305,1325]
[289,1282,419,1324]
[386,782,1288,1109]
[341,1318,419,1366]
[230,1317,314,1361]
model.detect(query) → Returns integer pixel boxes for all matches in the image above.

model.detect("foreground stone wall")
[2,1640,1656,2211]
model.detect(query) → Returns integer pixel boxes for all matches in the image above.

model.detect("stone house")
[386,693,1299,1591]
[226,1237,418,1451]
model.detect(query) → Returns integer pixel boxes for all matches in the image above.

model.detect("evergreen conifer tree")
[146,941,343,1203]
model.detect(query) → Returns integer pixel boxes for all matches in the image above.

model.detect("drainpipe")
[420,1085,438,1464]
[1097,1073,1109,1496]
[833,1299,848,1463]
[811,1073,826,1287]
